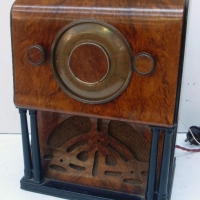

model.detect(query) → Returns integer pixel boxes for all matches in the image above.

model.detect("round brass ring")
[133,53,155,75]
[51,19,132,104]
[26,45,45,66]
[68,42,110,85]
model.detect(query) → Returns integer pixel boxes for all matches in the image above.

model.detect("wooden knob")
[26,45,45,66]
[133,53,155,75]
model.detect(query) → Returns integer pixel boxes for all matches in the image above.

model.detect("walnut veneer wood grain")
[37,111,165,196]
[11,0,186,126]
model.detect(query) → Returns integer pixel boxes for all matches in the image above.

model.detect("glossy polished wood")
[11,0,186,127]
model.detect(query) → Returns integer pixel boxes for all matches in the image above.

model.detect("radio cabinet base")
[19,109,177,200]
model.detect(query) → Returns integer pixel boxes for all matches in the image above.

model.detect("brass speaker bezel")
[51,19,133,104]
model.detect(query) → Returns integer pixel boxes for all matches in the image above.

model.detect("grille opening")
[108,120,150,162]
[47,116,91,148]
[123,179,142,185]
[105,155,117,166]
[50,164,66,172]
[92,151,99,177]
[77,151,89,161]
[104,171,122,177]
[43,155,54,160]
[69,163,86,171]
[108,143,129,162]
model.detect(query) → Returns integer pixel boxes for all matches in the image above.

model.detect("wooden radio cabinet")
[11,0,188,199]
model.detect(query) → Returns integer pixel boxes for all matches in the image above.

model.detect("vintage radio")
[11,0,188,199]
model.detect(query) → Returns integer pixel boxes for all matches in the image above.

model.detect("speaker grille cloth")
[47,116,91,148]
[108,120,150,162]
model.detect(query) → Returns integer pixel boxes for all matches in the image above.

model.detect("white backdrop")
[0,0,199,133]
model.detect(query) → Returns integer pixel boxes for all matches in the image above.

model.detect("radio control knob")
[26,45,45,66]
[133,53,155,75]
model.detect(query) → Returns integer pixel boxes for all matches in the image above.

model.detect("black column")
[145,128,160,200]
[29,110,42,183]
[168,126,177,199]
[169,126,177,170]
[19,109,32,179]
[157,129,173,200]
